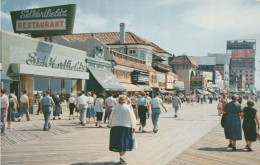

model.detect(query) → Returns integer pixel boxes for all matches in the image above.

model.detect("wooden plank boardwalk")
[1,101,259,165]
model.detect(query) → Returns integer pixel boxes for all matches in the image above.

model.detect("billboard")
[227,40,256,50]
[230,49,255,59]
[202,71,213,81]
[146,72,158,88]
[166,75,174,89]
[10,4,76,37]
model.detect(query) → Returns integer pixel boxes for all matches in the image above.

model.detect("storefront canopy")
[120,83,143,92]
[88,68,125,91]
[0,71,13,83]
[196,89,205,95]
[136,84,153,91]
[208,88,215,93]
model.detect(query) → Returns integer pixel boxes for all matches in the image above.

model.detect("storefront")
[174,81,185,95]
[1,31,89,112]
[132,71,152,94]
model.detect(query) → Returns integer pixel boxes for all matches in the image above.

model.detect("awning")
[196,89,205,95]
[208,88,215,93]
[88,67,125,91]
[0,71,13,83]
[120,83,143,92]
[11,63,89,79]
[136,84,153,91]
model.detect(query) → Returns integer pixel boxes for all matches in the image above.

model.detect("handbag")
[221,113,226,128]
[132,133,138,149]
[257,129,260,141]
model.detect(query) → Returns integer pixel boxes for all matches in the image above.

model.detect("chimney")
[120,23,125,44]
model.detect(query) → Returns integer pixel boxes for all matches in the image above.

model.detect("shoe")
[35,113,39,115]
[95,122,98,127]
[79,122,82,124]
[82,123,86,126]
[154,129,158,133]
[142,130,146,133]
[27,119,32,121]
[58,117,61,120]
[53,117,55,120]
[228,144,233,148]
[1,133,6,136]
[48,123,51,130]
[232,147,236,151]
[120,155,126,164]
[139,127,141,131]
[99,125,103,128]
[107,125,110,128]
[247,147,253,152]
[69,118,71,120]
[18,119,21,122]
[7,125,13,129]
[245,145,249,149]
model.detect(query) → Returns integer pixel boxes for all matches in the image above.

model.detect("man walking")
[104,92,117,126]
[151,92,167,133]
[40,91,55,131]
[78,91,88,126]
[1,89,9,136]
[145,92,152,119]
[36,93,43,115]
[18,90,31,121]
[172,93,181,118]
[7,90,19,129]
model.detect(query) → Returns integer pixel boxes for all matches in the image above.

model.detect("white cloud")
[73,9,110,33]
[183,1,260,34]
[27,3,41,9]
[0,11,10,20]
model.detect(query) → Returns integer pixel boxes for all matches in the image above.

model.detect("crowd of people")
[1,88,260,163]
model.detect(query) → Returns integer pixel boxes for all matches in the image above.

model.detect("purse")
[132,133,138,149]
[221,113,226,128]
[257,129,260,141]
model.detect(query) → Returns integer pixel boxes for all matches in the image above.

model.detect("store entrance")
[10,81,20,99]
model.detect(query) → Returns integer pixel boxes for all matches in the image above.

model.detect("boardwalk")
[1,101,260,165]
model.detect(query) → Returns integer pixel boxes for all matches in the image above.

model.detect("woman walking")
[109,95,136,164]
[137,92,148,132]
[67,94,76,120]
[223,95,243,151]
[53,95,62,120]
[86,92,95,124]
[94,93,105,127]
[242,100,260,152]
[221,93,228,110]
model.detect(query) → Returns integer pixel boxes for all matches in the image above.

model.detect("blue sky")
[1,0,260,89]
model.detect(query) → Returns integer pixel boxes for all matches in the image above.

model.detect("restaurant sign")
[10,4,76,37]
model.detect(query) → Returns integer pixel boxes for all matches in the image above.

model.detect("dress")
[242,107,257,141]
[223,101,242,140]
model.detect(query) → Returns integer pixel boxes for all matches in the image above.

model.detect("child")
[217,101,222,116]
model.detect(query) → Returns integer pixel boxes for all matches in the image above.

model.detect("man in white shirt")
[1,89,9,136]
[7,90,19,129]
[151,92,167,133]
[145,92,152,119]
[78,91,88,126]
[104,93,117,125]
[19,90,31,121]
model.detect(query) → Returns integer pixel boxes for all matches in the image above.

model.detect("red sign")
[231,49,255,59]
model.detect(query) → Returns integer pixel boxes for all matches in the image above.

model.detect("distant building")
[237,76,246,92]
[208,53,230,92]
[169,55,198,94]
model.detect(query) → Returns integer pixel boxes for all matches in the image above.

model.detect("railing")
[110,50,145,64]
[152,61,171,71]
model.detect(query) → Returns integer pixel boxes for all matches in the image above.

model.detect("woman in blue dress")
[223,95,243,151]
[53,95,62,120]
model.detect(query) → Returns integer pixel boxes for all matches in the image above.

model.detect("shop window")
[71,80,82,96]
[20,76,34,106]
[140,50,145,60]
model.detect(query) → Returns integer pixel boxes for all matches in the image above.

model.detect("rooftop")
[189,56,216,66]
[169,55,198,68]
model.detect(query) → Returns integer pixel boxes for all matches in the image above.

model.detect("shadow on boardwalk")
[198,147,247,152]
[71,162,119,165]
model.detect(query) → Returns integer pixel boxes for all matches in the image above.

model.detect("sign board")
[174,81,184,88]
[166,75,174,89]
[202,71,213,81]
[10,4,76,37]
[227,40,256,50]
[230,49,255,59]
[146,72,158,88]
[132,72,149,83]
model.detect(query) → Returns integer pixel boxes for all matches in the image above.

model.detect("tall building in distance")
[227,40,256,91]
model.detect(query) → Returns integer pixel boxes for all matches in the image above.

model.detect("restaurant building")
[0,30,89,111]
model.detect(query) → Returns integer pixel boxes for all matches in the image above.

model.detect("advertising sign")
[202,71,213,81]
[230,49,255,59]
[131,72,149,83]
[166,75,174,89]
[10,4,76,37]
[174,81,184,88]
[157,73,166,87]
[227,40,256,50]
[146,72,158,88]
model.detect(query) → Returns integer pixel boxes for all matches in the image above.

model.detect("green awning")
[196,89,205,95]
